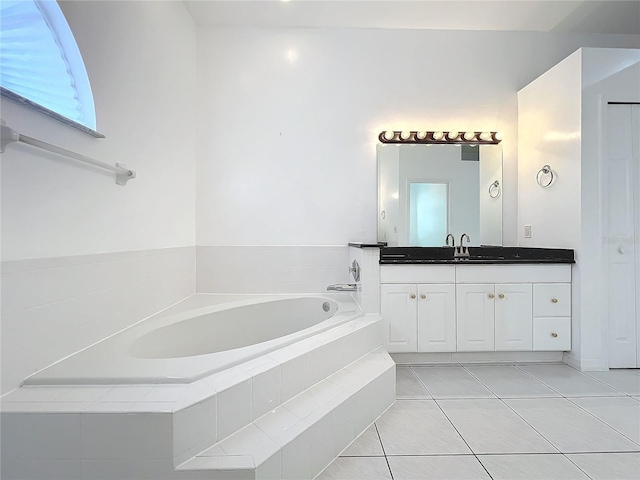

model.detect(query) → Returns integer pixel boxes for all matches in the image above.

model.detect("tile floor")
[316,364,640,480]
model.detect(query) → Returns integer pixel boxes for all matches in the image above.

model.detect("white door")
[380,284,418,352]
[456,284,495,351]
[417,284,456,352]
[494,283,533,351]
[606,104,640,368]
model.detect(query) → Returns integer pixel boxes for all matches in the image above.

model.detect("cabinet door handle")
[498,293,505,299]
[410,294,416,299]
[551,332,558,338]
[488,293,495,299]
[420,294,427,299]
[551,298,558,303]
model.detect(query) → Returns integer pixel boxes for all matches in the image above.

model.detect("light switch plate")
[524,225,532,238]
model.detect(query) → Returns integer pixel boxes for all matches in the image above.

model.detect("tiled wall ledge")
[1,247,196,395]
[196,246,350,294]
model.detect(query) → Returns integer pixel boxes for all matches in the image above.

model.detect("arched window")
[0,0,99,135]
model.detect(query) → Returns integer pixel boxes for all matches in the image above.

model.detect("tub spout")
[327,283,357,292]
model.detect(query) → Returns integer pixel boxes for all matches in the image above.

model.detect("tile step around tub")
[175,347,396,480]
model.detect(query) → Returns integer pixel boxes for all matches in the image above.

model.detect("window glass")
[0,0,97,132]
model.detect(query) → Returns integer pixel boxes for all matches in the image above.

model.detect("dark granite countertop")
[348,242,387,248]
[379,246,575,264]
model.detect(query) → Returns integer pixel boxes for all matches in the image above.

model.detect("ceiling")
[184,0,640,34]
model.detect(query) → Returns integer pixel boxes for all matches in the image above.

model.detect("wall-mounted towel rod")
[0,120,136,186]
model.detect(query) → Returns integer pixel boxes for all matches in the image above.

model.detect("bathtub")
[24,293,363,385]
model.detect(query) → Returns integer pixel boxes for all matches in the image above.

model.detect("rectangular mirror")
[377,144,502,247]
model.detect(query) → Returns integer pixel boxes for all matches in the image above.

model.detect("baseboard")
[391,351,564,365]
[563,352,608,371]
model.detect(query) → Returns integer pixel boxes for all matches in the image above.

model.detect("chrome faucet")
[327,283,357,292]
[456,233,471,258]
[445,234,455,248]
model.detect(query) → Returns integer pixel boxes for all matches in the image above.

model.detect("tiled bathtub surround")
[1,247,196,394]
[349,246,380,314]
[196,246,350,294]
[0,296,395,479]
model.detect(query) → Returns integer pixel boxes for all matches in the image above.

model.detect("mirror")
[377,144,502,247]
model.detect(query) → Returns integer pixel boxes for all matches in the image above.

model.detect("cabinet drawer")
[533,317,571,351]
[533,283,571,317]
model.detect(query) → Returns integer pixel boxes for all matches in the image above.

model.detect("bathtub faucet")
[327,283,357,292]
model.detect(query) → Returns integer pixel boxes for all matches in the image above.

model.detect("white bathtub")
[25,293,363,385]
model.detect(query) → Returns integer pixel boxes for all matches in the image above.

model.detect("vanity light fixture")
[378,130,503,145]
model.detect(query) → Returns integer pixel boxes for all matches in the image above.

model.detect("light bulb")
[400,131,411,140]
[447,131,459,140]
[463,131,476,141]
[383,131,395,141]
[479,132,492,141]
[494,131,504,141]
[433,131,444,141]
[416,131,427,140]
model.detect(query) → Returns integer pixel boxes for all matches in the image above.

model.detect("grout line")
[564,397,640,447]
[512,364,568,397]
[562,453,596,480]
[407,363,561,458]
[515,363,630,397]
[406,365,435,399]
[494,396,563,454]
[374,422,394,480]
[460,365,504,399]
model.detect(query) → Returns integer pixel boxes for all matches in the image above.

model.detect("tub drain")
[322,301,331,312]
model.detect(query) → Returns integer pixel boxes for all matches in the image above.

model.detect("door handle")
[498,294,505,299]
[488,293,495,299]
[618,246,625,254]
[410,294,416,299]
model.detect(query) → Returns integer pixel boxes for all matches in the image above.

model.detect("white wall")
[0,1,198,393]
[1,0,197,260]
[517,50,583,250]
[196,27,639,249]
[517,47,640,370]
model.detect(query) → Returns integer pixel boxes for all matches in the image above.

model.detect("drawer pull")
[421,294,427,299]
[410,294,416,299]
[498,294,505,299]
[551,298,558,303]
[551,332,558,338]
[488,293,495,299]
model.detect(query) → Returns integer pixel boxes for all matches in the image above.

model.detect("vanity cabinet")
[380,264,571,354]
[456,283,533,351]
[380,284,456,352]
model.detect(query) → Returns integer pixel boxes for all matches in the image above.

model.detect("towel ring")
[536,165,554,187]
[488,180,501,198]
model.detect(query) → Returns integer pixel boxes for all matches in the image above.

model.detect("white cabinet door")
[456,284,495,351]
[417,284,456,352]
[381,284,418,352]
[495,283,533,351]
